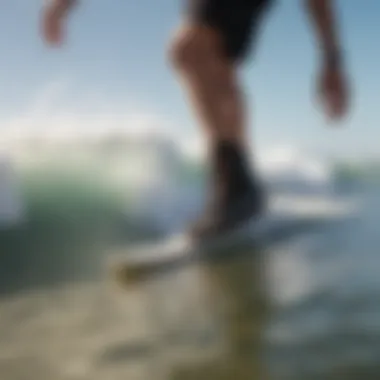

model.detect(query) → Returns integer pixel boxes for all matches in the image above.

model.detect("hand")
[318,61,350,122]
[41,0,77,46]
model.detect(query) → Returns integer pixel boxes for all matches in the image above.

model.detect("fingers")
[333,84,349,120]
[319,71,349,122]
[41,0,76,46]
[42,4,60,45]
[326,88,346,120]
[43,14,62,45]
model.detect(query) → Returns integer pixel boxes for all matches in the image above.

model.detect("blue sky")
[0,0,379,161]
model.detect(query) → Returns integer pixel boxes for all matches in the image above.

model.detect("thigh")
[185,0,273,63]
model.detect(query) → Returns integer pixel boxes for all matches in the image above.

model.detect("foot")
[189,139,265,243]
[189,187,266,242]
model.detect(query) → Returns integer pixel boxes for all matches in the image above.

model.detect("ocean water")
[0,146,379,380]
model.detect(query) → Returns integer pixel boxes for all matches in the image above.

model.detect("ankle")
[212,139,255,196]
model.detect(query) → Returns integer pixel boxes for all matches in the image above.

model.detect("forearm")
[305,0,342,66]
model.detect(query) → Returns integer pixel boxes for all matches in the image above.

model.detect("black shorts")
[187,0,273,62]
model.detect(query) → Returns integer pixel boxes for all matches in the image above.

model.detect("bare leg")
[169,22,264,239]
[170,23,246,146]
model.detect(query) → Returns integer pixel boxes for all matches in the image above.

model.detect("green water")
[0,164,160,295]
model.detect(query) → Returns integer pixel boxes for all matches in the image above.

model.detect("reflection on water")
[161,250,270,380]
[129,246,270,380]
[100,248,267,379]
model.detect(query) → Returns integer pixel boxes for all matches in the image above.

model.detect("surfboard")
[108,196,359,286]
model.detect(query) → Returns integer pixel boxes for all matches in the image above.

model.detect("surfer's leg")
[169,0,272,239]
[169,22,245,144]
[169,0,272,139]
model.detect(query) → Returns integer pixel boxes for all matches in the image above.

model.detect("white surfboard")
[108,196,360,284]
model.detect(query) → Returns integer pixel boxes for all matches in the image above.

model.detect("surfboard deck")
[107,199,357,286]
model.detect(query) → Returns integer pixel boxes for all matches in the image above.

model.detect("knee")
[168,28,204,70]
[168,26,221,71]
